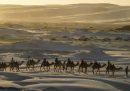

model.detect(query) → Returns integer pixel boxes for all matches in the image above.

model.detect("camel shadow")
[42,86,106,91]
[0,72,32,81]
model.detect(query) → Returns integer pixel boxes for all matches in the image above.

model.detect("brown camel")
[26,59,40,71]
[0,62,10,71]
[10,61,24,71]
[15,61,24,71]
[66,59,79,72]
[79,60,93,74]
[54,58,63,72]
[92,62,106,74]
[40,59,54,71]
[106,64,123,77]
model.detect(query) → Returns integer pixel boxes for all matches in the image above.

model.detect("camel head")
[19,61,24,65]
[101,63,106,68]
[36,59,41,64]
[51,62,54,65]
[75,62,79,66]
[117,67,123,70]
[89,62,93,66]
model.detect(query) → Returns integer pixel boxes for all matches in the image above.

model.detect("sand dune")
[0,71,129,91]
[0,3,130,23]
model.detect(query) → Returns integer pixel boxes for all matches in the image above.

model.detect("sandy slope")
[0,70,130,91]
[0,3,130,23]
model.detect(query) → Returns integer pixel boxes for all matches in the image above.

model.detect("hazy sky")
[0,0,130,6]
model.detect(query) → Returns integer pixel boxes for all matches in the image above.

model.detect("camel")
[26,59,40,71]
[92,62,106,74]
[40,58,54,71]
[15,61,24,71]
[0,62,10,71]
[54,58,63,72]
[79,60,93,74]
[45,61,54,71]
[9,61,24,72]
[106,64,123,77]
[66,59,79,72]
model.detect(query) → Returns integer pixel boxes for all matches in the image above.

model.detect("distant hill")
[116,25,130,31]
[0,3,130,24]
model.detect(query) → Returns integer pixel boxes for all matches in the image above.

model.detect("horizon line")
[0,3,124,6]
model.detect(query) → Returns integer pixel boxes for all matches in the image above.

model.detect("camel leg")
[108,70,109,75]
[26,66,29,71]
[40,66,42,71]
[98,69,100,75]
[47,66,48,71]
[70,67,72,73]
[43,66,46,71]
[106,69,108,75]
[59,66,61,72]
[96,70,98,75]
[73,67,74,73]
[79,67,82,73]
[33,65,34,71]
[17,67,19,72]
[78,67,80,73]
[10,67,12,72]
[54,66,56,72]
[85,68,88,74]
[4,68,6,72]
[93,69,94,74]
[112,71,114,77]
[70,67,72,72]
[81,68,83,73]
[60,66,62,72]
[112,71,115,77]
[106,69,110,75]
[66,67,68,72]
[48,66,50,71]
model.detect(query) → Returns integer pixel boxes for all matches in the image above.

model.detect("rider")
[55,58,58,63]
[11,57,14,63]
[125,66,129,77]
[81,59,84,64]
[107,60,112,69]
[67,58,71,64]
[108,60,111,66]
[94,60,98,65]
[43,58,47,63]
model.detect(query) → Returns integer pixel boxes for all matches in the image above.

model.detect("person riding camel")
[125,66,129,77]
[94,61,98,66]
[11,57,14,63]
[67,58,71,64]
[55,58,59,63]
[43,58,47,64]
[107,60,112,69]
[108,60,112,66]
[81,59,84,65]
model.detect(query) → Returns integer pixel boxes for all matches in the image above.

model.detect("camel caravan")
[0,57,127,77]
